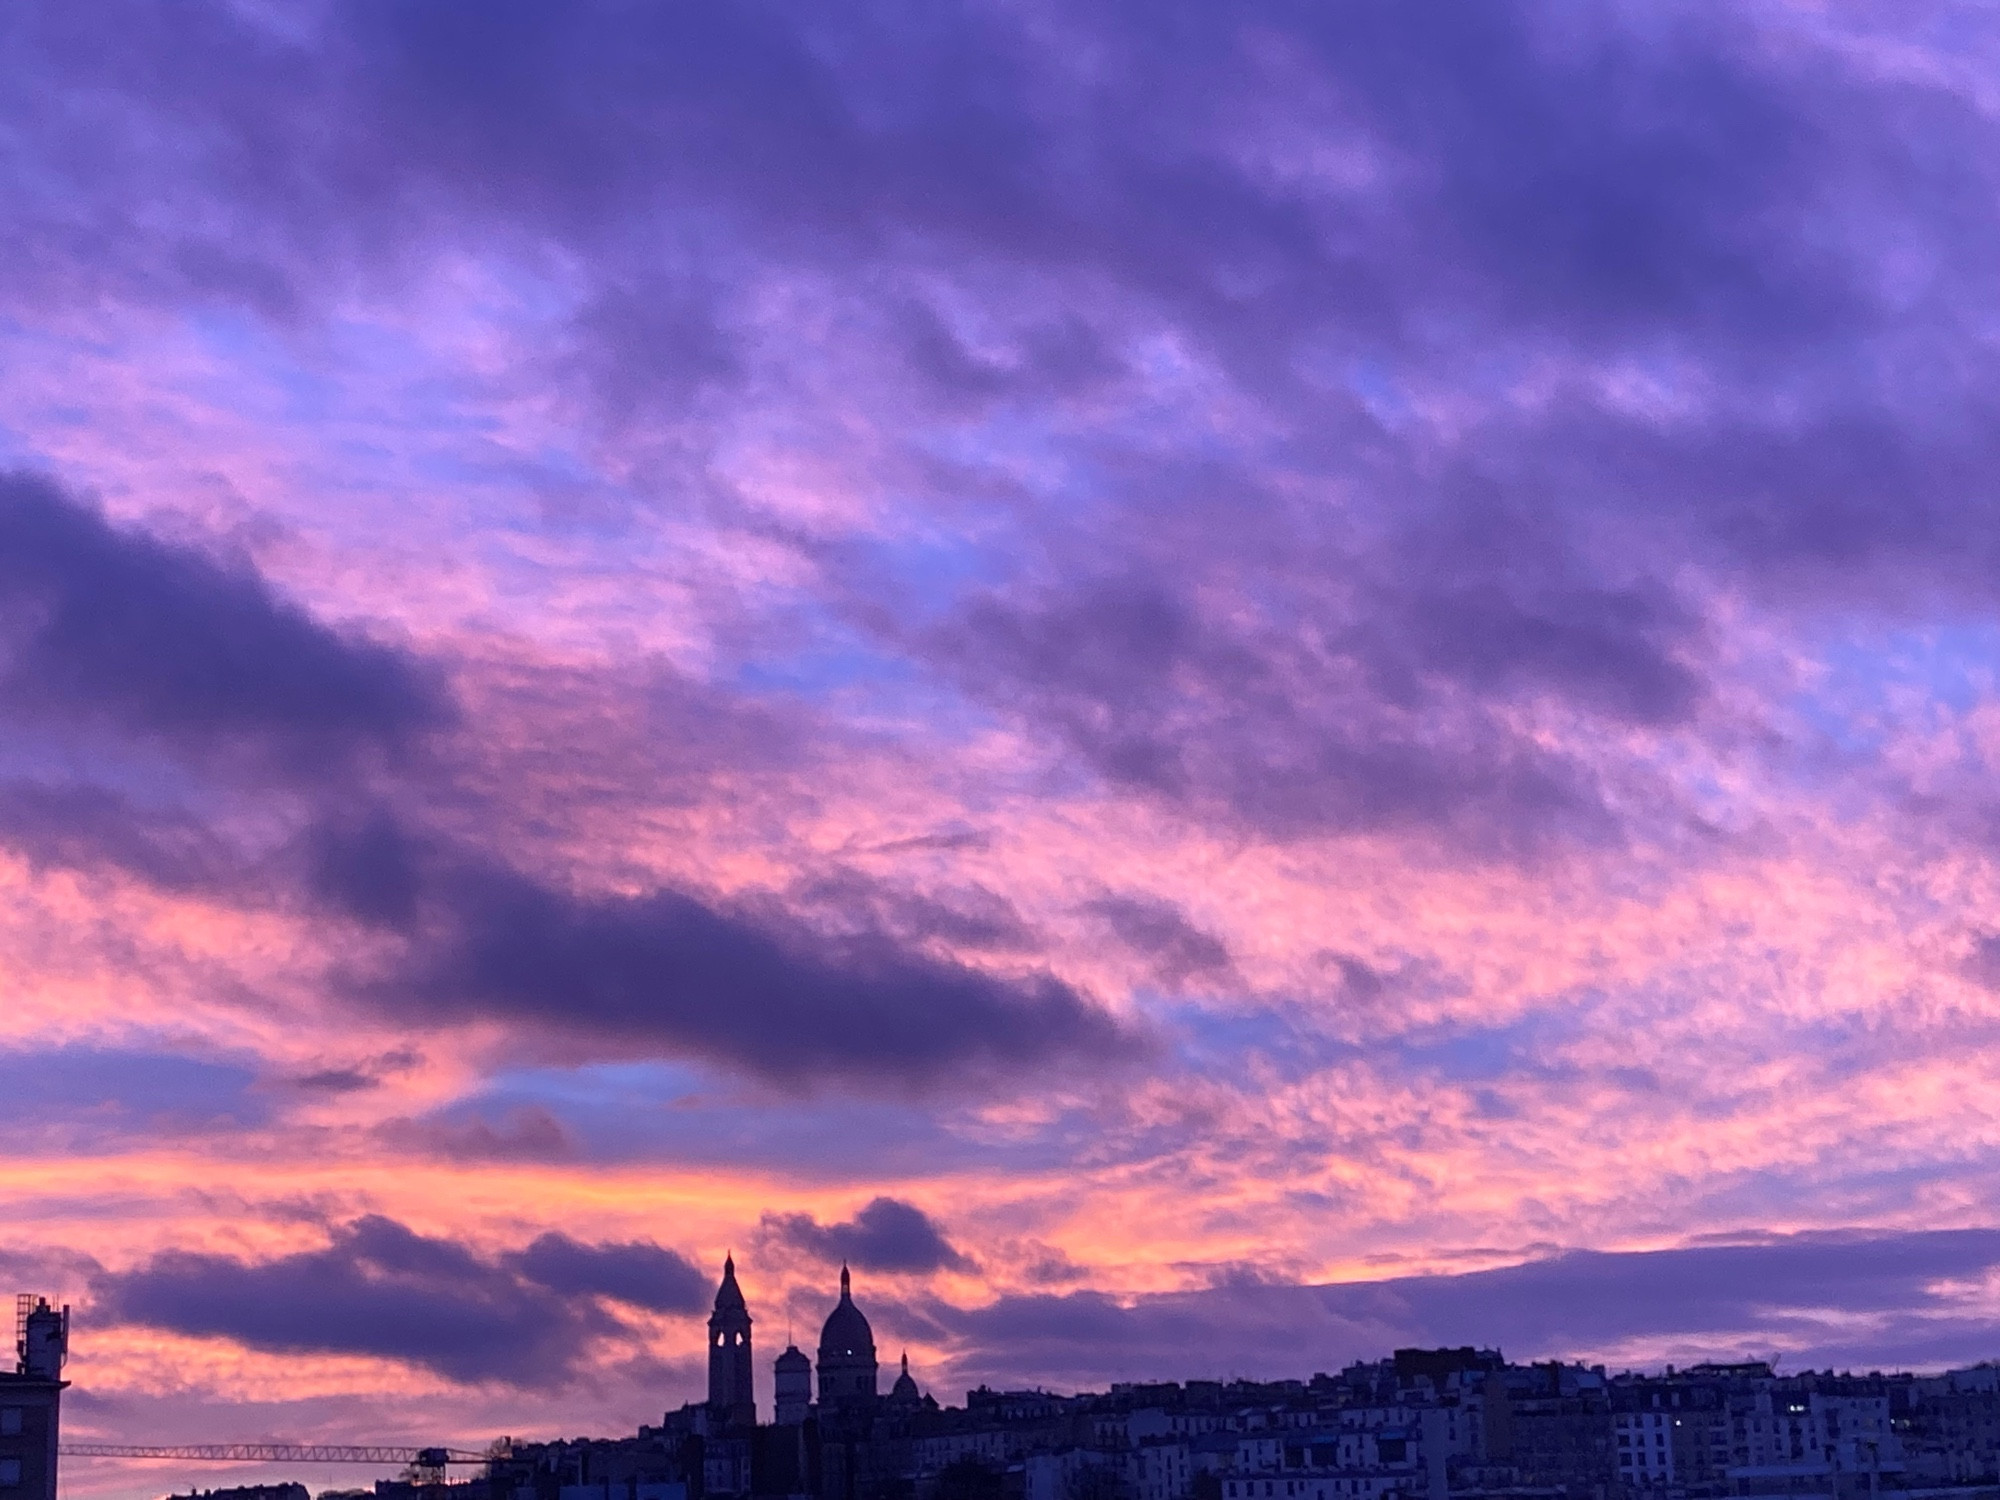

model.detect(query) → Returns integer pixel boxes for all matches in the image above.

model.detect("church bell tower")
[707,1254,756,1429]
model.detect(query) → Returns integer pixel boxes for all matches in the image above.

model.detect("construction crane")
[61,1444,492,1483]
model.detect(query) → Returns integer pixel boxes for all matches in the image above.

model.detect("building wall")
[0,1375,61,1500]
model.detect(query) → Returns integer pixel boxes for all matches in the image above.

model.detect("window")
[0,1411,18,1436]
[0,1458,20,1488]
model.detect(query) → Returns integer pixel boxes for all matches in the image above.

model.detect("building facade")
[0,1299,67,1500]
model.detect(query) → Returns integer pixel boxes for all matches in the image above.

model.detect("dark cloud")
[306,807,432,929]
[1388,577,1705,730]
[920,1229,2000,1390]
[1320,953,1392,1001]
[324,845,1136,1088]
[764,1197,971,1275]
[283,1068,380,1095]
[372,1106,576,1163]
[13,2,2000,852]
[0,470,1126,1094]
[1964,934,2000,992]
[94,1216,653,1386]
[0,473,1131,1092]
[276,1048,421,1096]
[796,868,1037,955]
[1089,895,1233,987]
[933,577,1620,855]
[505,1232,708,1315]
[853,828,994,857]
[0,780,230,890]
[0,474,449,778]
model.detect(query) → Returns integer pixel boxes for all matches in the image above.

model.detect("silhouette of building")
[887,1353,921,1415]
[0,1297,68,1500]
[709,1257,756,1431]
[512,1278,2000,1500]
[815,1266,878,1422]
[775,1344,813,1427]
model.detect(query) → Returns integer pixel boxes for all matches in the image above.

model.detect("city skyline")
[44,1276,2000,1500]
[6,3,2000,1498]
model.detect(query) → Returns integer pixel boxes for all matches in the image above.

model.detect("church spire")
[840,1262,851,1297]
[714,1251,747,1312]
[708,1253,754,1427]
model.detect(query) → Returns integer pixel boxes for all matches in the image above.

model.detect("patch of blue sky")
[0,1045,271,1147]
[1390,1022,1546,1085]
[1676,1156,2000,1236]
[726,629,922,702]
[1339,357,1415,431]
[912,407,1119,530]
[181,306,559,516]
[0,319,122,454]
[0,411,44,465]
[0,720,236,815]
[433,1061,1105,1178]
[720,602,1005,740]
[846,523,1020,626]
[1793,619,2000,756]
[1157,1000,1362,1080]
[1155,994,1598,1090]
[713,516,1041,726]
[184,308,349,427]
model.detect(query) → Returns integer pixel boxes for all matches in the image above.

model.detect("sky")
[8,0,2000,1493]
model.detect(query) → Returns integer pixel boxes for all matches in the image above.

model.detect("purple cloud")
[0,477,1136,1091]
[920,1229,2000,1390]
[369,856,1135,1088]
[0,473,448,777]
[95,1217,626,1387]
[7,0,1998,858]
[504,1232,709,1316]
[764,1197,972,1275]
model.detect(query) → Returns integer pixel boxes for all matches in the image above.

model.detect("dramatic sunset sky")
[8,0,2000,1493]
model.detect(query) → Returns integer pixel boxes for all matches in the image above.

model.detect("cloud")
[0,1245,103,1302]
[12,0,2000,861]
[12,0,2000,1450]
[306,807,433,929]
[371,1106,576,1163]
[1089,895,1234,987]
[0,473,1132,1093]
[920,1229,2000,1390]
[92,1216,689,1386]
[763,1197,972,1275]
[0,473,449,779]
[0,780,231,890]
[794,868,1038,955]
[284,1068,379,1094]
[1963,934,2000,992]
[329,848,1139,1089]
[928,577,1627,856]
[505,1232,708,1315]
[0,1047,271,1152]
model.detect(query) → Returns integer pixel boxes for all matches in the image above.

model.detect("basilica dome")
[818,1265,876,1358]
